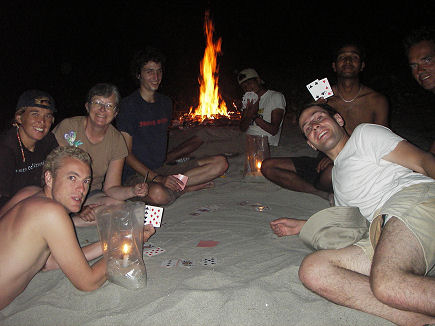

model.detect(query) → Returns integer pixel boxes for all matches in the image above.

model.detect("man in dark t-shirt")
[117,47,228,205]
[0,90,58,208]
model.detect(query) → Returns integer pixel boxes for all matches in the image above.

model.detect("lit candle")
[122,243,131,268]
[256,161,262,170]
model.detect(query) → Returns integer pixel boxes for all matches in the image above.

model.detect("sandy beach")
[2,114,416,326]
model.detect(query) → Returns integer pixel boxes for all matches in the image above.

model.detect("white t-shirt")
[333,124,433,222]
[245,90,286,146]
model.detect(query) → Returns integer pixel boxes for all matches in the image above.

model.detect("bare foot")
[185,181,214,192]
[270,218,306,237]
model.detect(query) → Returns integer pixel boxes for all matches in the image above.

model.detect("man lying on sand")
[0,146,155,310]
[271,103,435,326]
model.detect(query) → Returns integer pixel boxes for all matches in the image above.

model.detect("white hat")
[237,68,263,85]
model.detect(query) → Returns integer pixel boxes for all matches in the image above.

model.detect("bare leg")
[261,157,331,201]
[166,135,204,163]
[184,155,228,186]
[370,217,435,316]
[299,246,435,325]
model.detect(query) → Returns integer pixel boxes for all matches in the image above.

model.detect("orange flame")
[190,11,228,121]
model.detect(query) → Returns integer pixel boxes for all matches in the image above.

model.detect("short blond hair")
[42,146,91,186]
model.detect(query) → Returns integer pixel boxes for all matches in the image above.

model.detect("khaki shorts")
[354,182,435,276]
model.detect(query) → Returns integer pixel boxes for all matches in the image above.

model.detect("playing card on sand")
[306,79,322,100]
[172,174,188,190]
[144,205,163,227]
[143,242,156,249]
[199,257,217,266]
[143,247,166,257]
[318,77,334,98]
[179,259,195,268]
[161,259,179,268]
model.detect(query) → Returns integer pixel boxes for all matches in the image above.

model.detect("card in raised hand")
[318,77,334,98]
[144,205,163,227]
[306,79,322,100]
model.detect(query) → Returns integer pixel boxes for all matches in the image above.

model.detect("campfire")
[172,11,240,128]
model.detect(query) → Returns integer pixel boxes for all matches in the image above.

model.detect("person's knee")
[260,158,274,176]
[148,184,172,205]
[210,155,228,175]
[298,252,326,290]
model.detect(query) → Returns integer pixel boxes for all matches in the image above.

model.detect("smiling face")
[16,106,54,149]
[408,40,435,93]
[299,106,347,158]
[45,157,91,213]
[332,45,365,78]
[85,93,118,127]
[138,61,163,93]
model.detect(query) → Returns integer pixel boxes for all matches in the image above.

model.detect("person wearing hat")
[0,90,58,208]
[237,68,286,147]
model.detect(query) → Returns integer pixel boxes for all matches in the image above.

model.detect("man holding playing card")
[116,47,228,206]
[404,26,435,155]
[261,43,389,203]
[238,68,286,147]
[271,103,435,325]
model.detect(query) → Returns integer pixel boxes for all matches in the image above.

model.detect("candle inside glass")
[122,243,131,267]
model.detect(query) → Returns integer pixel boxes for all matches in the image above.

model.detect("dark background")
[2,1,435,139]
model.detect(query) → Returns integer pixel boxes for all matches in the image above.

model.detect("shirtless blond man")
[0,146,155,310]
[261,43,389,202]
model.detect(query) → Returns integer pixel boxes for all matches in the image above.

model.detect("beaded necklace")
[16,126,26,163]
[337,85,362,103]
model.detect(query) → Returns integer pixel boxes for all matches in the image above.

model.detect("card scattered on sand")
[196,240,220,247]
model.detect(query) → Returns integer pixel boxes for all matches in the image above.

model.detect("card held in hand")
[306,79,322,100]
[144,205,164,227]
[319,77,334,98]
[172,174,188,190]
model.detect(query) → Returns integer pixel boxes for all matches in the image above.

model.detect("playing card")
[173,174,188,190]
[242,91,259,109]
[197,240,220,247]
[143,247,166,257]
[161,259,179,268]
[144,205,163,227]
[306,79,322,100]
[318,77,334,98]
[179,259,195,268]
[199,257,217,266]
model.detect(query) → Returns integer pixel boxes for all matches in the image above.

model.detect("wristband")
[151,175,159,183]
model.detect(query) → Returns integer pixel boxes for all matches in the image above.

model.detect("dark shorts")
[291,152,326,185]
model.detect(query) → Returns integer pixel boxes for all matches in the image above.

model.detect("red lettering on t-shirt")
[139,118,168,127]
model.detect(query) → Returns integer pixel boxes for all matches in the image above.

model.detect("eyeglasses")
[89,100,117,112]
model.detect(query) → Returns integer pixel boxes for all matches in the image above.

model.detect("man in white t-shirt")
[237,68,286,146]
[270,103,435,325]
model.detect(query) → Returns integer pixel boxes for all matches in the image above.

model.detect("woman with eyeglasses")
[52,83,148,226]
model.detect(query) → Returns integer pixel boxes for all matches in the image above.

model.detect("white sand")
[0,118,395,326]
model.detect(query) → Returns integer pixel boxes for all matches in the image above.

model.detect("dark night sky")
[2,1,435,127]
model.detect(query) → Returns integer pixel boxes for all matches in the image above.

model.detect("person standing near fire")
[116,47,228,206]
[238,68,286,147]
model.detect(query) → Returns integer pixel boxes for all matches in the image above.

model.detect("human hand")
[161,175,184,192]
[245,99,259,117]
[270,218,306,237]
[143,224,156,241]
[78,203,103,222]
[316,156,333,173]
[132,182,148,197]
